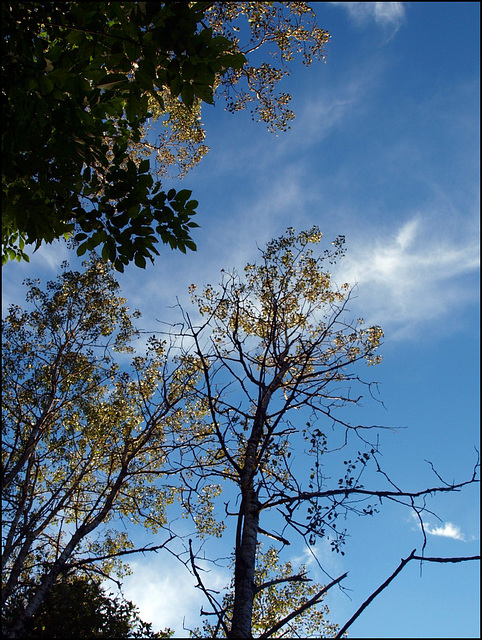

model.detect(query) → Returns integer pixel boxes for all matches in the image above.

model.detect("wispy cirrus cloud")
[334,213,480,339]
[331,2,406,36]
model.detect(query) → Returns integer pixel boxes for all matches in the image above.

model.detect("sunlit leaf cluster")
[197,545,340,638]
[205,2,330,133]
[1,256,202,632]
[133,2,331,179]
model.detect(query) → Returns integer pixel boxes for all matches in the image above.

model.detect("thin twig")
[188,539,230,638]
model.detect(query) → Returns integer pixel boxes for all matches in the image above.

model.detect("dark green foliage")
[3,574,172,638]
[2,2,244,269]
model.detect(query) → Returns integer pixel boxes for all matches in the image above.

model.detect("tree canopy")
[2,229,478,638]
[1,257,202,637]
[173,227,479,637]
[2,1,245,269]
[2,2,330,269]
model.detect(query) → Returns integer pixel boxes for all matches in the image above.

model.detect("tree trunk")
[229,370,287,637]
[229,484,260,638]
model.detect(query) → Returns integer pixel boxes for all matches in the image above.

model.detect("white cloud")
[332,2,406,34]
[372,2,405,27]
[410,512,471,542]
[295,94,355,143]
[121,554,229,635]
[34,239,71,271]
[283,57,387,151]
[334,214,480,339]
[424,521,466,541]
[290,539,345,579]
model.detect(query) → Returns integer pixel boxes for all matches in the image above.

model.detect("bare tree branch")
[263,475,479,511]
[335,549,417,638]
[335,550,480,638]
[413,554,481,564]
[66,537,177,570]
[189,539,230,638]
[254,573,311,595]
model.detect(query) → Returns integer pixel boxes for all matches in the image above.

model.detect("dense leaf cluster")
[2,2,245,269]
[3,574,172,638]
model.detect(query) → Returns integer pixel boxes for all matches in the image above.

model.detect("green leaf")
[198,27,213,45]
[135,67,154,91]
[180,83,194,107]
[182,60,197,81]
[134,253,147,269]
[175,189,192,205]
[169,75,183,98]
[224,52,247,70]
[39,76,54,95]
[47,68,70,85]
[65,30,85,45]
[185,199,198,211]
[76,242,89,256]
[138,159,150,174]
[193,83,214,104]
[184,239,197,251]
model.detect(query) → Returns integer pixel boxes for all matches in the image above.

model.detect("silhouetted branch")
[335,550,480,638]
[66,537,176,569]
[254,573,311,595]
[189,539,230,638]
[265,475,480,511]
[258,526,291,546]
[413,554,480,563]
[335,549,417,638]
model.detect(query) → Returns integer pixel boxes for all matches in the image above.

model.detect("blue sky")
[2,2,480,638]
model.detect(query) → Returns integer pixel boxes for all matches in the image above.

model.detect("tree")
[3,573,173,638]
[2,2,329,269]
[1,257,202,638]
[2,2,246,269]
[171,226,479,637]
[153,2,331,179]
[193,544,341,638]
[2,230,477,638]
